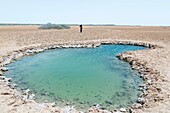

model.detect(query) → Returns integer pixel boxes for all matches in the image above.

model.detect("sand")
[0,26,170,113]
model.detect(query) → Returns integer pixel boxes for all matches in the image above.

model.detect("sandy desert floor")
[0,26,170,113]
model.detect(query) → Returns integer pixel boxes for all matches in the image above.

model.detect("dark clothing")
[79,25,83,33]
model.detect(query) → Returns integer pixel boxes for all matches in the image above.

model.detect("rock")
[0,76,5,80]
[2,58,11,66]
[28,94,35,100]
[62,45,70,48]
[95,104,101,109]
[13,83,17,87]
[93,43,100,47]
[51,102,55,107]
[0,67,8,71]
[48,46,56,49]
[24,89,30,95]
[128,109,133,113]
[35,48,44,53]
[86,44,93,48]
[77,44,84,48]
[119,108,126,112]
[22,95,28,101]
[0,71,3,76]
[63,106,76,113]
[5,78,12,82]
[147,80,152,85]
[13,52,24,59]
[26,50,34,53]
[114,111,123,113]
[137,97,145,104]
[131,103,143,109]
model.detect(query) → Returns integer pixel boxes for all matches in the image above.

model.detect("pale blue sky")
[0,0,170,26]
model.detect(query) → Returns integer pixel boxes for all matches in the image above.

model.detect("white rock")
[137,97,145,104]
[86,44,93,48]
[95,104,101,109]
[0,71,3,75]
[26,50,34,53]
[13,52,24,59]
[22,95,28,101]
[76,45,82,48]
[147,79,152,84]
[115,111,123,113]
[2,58,11,65]
[5,78,12,82]
[0,76,5,80]
[35,48,44,53]
[62,45,70,48]
[51,102,55,107]
[93,43,100,47]
[48,46,56,49]
[28,94,35,100]
[24,89,30,95]
[132,103,143,109]
[119,108,126,112]
[54,45,62,48]
[0,67,8,71]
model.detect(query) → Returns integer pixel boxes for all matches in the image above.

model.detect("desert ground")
[0,26,170,113]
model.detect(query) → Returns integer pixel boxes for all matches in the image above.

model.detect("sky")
[0,0,170,26]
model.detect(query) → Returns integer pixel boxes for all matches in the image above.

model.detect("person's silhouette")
[79,24,83,33]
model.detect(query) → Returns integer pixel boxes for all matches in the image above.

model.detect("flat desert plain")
[0,26,170,113]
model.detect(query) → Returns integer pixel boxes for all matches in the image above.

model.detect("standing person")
[79,24,83,33]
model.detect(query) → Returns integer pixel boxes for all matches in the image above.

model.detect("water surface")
[5,45,145,110]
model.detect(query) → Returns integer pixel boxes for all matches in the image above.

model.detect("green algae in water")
[5,45,145,110]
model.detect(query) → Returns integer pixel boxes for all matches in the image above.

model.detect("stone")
[62,45,70,48]
[28,94,35,100]
[137,97,145,104]
[0,67,8,71]
[24,89,30,95]
[2,58,11,66]
[131,103,143,109]
[147,79,152,85]
[13,53,24,59]
[114,111,123,113]
[0,71,3,76]
[26,50,34,53]
[51,102,55,107]
[86,44,93,48]
[35,48,44,53]
[119,108,126,112]
[0,76,5,80]
[93,43,101,47]
[5,78,12,82]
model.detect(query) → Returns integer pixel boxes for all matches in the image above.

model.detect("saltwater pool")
[5,45,145,110]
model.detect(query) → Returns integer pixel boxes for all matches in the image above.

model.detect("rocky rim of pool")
[0,40,162,113]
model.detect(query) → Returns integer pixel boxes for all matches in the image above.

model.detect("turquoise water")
[5,45,145,110]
